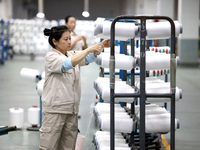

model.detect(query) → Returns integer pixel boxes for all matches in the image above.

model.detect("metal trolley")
[109,15,177,150]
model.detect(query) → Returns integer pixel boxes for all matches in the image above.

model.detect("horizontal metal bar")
[114,93,140,98]
[146,93,173,98]
[104,72,140,75]
[114,93,173,98]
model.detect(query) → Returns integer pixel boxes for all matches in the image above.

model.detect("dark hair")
[65,15,73,23]
[43,25,70,48]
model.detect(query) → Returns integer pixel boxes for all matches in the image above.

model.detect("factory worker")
[39,25,110,150]
[65,15,88,51]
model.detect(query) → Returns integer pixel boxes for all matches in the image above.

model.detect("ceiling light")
[82,11,90,18]
[36,12,45,19]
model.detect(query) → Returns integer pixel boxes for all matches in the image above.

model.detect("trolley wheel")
[10,53,14,59]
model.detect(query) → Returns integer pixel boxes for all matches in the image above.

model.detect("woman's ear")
[52,38,58,46]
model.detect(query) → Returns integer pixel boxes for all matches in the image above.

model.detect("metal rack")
[0,19,10,64]
[0,19,5,64]
[109,15,176,150]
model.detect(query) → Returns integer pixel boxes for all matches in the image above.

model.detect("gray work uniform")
[39,49,85,150]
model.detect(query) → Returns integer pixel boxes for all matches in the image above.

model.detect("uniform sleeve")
[85,53,96,65]
[45,52,66,73]
[61,57,75,72]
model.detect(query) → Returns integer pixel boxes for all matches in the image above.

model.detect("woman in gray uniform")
[39,25,109,150]
[65,15,88,51]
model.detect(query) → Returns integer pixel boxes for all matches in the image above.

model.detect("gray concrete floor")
[0,55,200,150]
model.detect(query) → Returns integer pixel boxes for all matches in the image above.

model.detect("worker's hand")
[87,43,104,56]
[81,35,87,43]
[75,35,83,41]
[76,35,87,42]
[92,39,110,56]
[81,35,88,49]
[87,39,110,56]
[101,39,110,48]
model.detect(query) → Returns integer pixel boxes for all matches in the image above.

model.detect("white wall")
[123,0,137,15]
[134,0,175,19]
[0,0,13,19]
[144,0,159,15]
[177,0,199,65]
[178,0,199,39]
[157,0,174,19]
[135,0,145,15]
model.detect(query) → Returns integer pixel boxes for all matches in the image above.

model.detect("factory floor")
[0,54,200,150]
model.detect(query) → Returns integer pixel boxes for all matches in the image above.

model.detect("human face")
[53,31,71,54]
[66,17,76,32]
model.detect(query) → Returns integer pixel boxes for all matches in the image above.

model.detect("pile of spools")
[8,68,44,130]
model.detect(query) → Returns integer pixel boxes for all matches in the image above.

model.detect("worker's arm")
[71,43,102,67]
[82,36,88,50]
[71,39,110,66]
[71,40,110,66]
[71,35,83,49]
[61,39,110,72]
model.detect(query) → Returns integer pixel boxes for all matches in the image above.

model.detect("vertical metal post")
[110,20,116,150]
[164,74,168,109]
[130,38,135,115]
[119,41,128,107]
[130,38,135,145]
[110,56,115,150]
[149,40,153,47]
[136,40,139,48]
[164,36,170,110]
[122,41,127,81]
[130,39,135,87]
[170,46,176,150]
[40,96,42,127]
[171,92,176,150]
[169,19,176,150]
[1,39,4,64]
[139,17,146,150]
[0,20,5,64]
[119,41,127,81]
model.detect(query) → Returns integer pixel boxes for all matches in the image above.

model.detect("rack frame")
[109,15,176,150]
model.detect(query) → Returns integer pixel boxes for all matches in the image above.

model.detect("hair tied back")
[44,28,52,36]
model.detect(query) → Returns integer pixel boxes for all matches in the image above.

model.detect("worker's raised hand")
[93,43,104,56]
[75,35,83,41]
[87,43,104,56]
[101,39,110,48]
[87,39,110,56]
[81,35,87,42]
